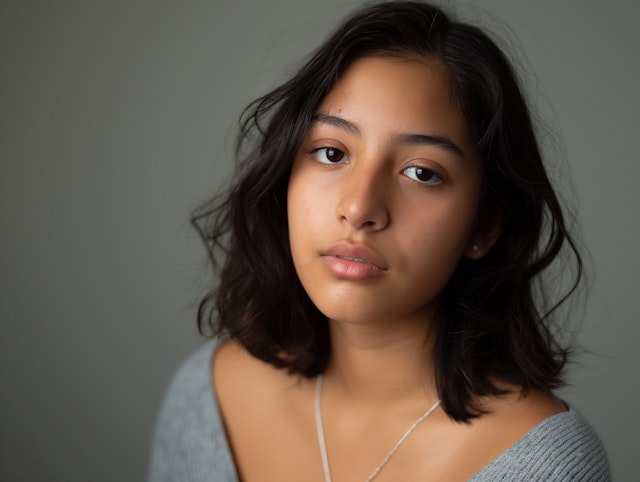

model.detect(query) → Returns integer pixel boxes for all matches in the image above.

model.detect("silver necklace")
[314,374,441,482]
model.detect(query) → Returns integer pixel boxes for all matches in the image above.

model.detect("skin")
[213,57,566,482]
[288,57,491,331]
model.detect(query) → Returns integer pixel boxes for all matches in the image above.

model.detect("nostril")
[336,177,390,231]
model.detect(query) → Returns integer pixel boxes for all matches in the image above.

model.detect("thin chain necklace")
[314,374,441,482]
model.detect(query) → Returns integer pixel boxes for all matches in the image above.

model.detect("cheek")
[288,164,336,224]
[394,201,477,278]
[287,170,324,263]
[288,175,309,229]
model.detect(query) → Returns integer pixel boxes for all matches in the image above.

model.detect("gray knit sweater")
[148,340,610,481]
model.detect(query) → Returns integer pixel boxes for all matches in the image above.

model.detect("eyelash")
[309,146,444,186]
[310,147,349,164]
[402,166,443,186]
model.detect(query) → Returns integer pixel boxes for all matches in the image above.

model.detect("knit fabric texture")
[148,340,610,481]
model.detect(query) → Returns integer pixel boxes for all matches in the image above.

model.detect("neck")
[325,313,437,408]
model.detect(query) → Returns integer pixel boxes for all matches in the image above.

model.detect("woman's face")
[287,56,493,326]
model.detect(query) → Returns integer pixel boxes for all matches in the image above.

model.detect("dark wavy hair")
[193,0,583,421]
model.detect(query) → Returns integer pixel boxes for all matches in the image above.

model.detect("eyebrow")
[310,113,465,160]
[397,133,465,159]
[311,113,361,136]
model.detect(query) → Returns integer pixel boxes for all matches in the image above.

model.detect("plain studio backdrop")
[1,1,638,480]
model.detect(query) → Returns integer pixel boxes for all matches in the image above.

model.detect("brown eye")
[314,147,349,164]
[403,166,442,185]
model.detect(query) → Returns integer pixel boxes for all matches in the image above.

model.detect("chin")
[311,294,435,329]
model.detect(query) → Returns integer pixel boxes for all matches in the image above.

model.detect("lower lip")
[321,256,386,281]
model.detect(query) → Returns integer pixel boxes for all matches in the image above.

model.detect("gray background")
[1,1,638,480]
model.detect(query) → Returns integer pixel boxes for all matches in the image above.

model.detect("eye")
[312,147,349,164]
[403,166,442,185]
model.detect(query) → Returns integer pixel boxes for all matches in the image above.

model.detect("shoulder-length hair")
[193,0,583,421]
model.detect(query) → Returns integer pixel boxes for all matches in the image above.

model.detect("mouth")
[320,242,388,280]
[336,255,369,264]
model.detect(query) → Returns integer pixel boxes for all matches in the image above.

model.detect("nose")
[336,163,390,231]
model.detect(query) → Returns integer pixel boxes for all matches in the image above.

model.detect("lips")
[336,255,368,263]
[321,242,388,280]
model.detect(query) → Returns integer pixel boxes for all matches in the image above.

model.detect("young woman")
[149,2,609,480]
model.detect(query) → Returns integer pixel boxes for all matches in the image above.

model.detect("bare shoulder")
[461,387,568,463]
[460,388,610,480]
[479,387,567,433]
[212,339,265,388]
[213,340,291,402]
[210,340,320,481]
[211,339,313,418]
[432,387,568,479]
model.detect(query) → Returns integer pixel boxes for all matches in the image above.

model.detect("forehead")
[322,56,451,105]
[314,56,476,159]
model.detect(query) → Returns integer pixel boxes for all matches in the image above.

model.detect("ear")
[464,211,502,260]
